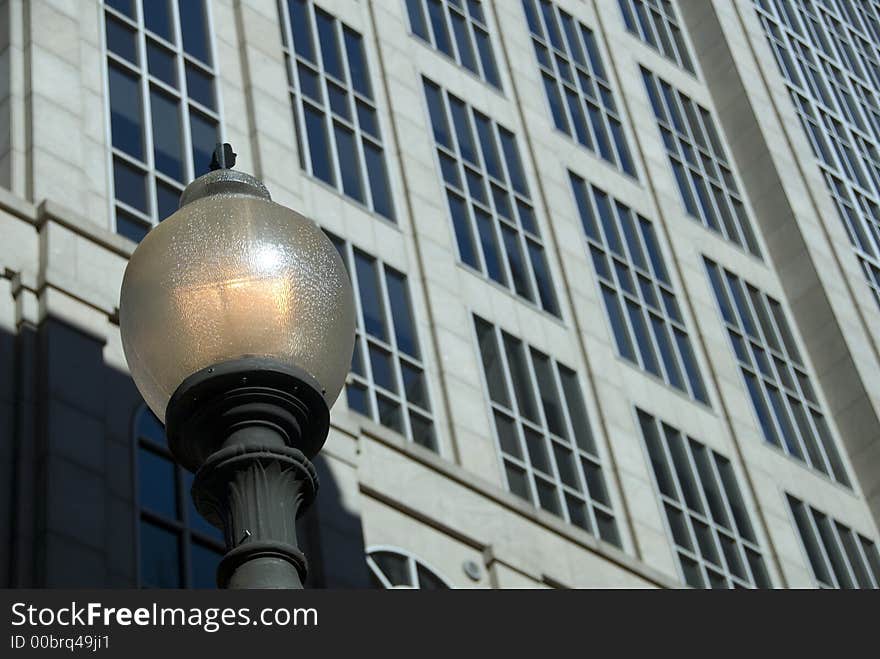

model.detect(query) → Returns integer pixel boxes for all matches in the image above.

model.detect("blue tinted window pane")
[140,521,181,588]
[402,362,429,409]
[675,329,708,404]
[316,8,343,80]
[474,113,501,179]
[499,129,528,195]
[186,63,215,110]
[581,27,606,78]
[450,98,477,164]
[289,0,315,62]
[527,240,558,315]
[451,11,477,72]
[407,0,430,40]
[344,28,372,99]
[522,0,541,33]
[182,471,223,542]
[640,218,670,284]
[475,208,506,285]
[517,200,537,234]
[329,84,350,119]
[651,315,684,390]
[448,191,478,268]
[602,285,636,361]
[369,344,397,393]
[347,382,371,416]
[502,332,539,422]
[150,89,184,181]
[109,64,144,160]
[334,123,364,202]
[113,158,148,213]
[156,181,180,221]
[179,0,212,64]
[570,174,598,240]
[627,300,660,375]
[364,141,394,220]
[116,209,149,242]
[144,0,173,42]
[611,119,635,176]
[357,100,379,137]
[106,15,138,64]
[386,269,419,358]
[745,373,780,447]
[138,448,177,519]
[475,29,501,87]
[543,75,569,132]
[136,408,165,444]
[297,63,320,101]
[354,250,388,341]
[190,543,221,589]
[540,1,563,50]
[304,103,334,185]
[147,40,177,87]
[475,317,510,407]
[565,88,590,147]
[424,80,451,148]
[588,103,613,161]
[427,0,453,56]
[189,111,218,178]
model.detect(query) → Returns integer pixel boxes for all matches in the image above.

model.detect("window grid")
[570,173,709,404]
[405,0,501,88]
[787,494,880,589]
[473,315,620,546]
[522,0,636,176]
[330,234,437,452]
[366,547,451,589]
[637,409,772,589]
[134,406,224,589]
[280,0,395,220]
[103,0,221,243]
[642,67,762,257]
[424,77,560,316]
[618,0,696,74]
[704,258,850,486]
[754,0,880,309]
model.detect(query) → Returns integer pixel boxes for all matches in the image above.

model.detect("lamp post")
[119,144,356,589]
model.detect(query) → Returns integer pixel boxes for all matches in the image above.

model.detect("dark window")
[474,315,618,544]
[134,406,223,589]
[638,409,772,588]
[104,0,220,239]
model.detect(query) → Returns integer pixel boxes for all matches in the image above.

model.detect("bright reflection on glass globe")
[119,170,356,423]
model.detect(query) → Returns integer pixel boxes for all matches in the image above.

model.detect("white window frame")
[569,172,710,404]
[754,0,880,310]
[704,257,852,486]
[522,0,636,176]
[101,0,224,238]
[279,0,396,221]
[471,314,620,546]
[422,77,561,317]
[636,408,773,589]
[366,545,452,589]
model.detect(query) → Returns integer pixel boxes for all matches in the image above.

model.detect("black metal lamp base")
[165,357,330,589]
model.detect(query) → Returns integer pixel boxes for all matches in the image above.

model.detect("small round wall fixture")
[119,144,356,589]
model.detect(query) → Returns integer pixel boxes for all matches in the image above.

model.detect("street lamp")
[119,144,356,589]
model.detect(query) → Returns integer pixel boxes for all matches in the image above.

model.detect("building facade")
[0,0,879,588]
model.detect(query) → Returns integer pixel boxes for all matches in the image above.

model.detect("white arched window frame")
[366,546,452,589]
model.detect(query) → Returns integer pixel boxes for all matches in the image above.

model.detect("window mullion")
[134,0,158,224]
